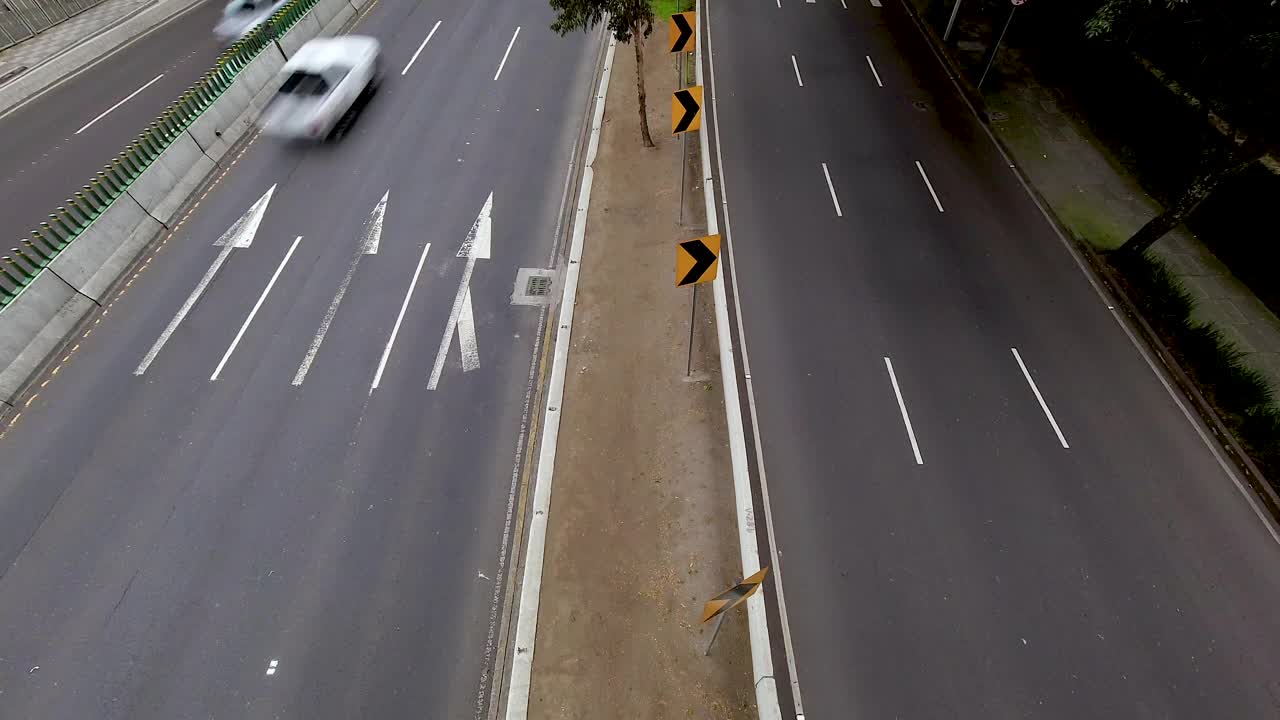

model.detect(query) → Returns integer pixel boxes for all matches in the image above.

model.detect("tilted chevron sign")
[701,567,769,623]
[669,11,695,53]
[672,86,703,135]
[676,234,721,287]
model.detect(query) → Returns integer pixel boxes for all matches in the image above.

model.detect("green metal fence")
[0,0,321,309]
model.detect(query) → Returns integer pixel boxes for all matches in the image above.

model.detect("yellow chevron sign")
[701,567,769,623]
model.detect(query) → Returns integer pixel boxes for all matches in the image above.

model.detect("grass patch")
[1121,253,1280,481]
[651,0,693,18]
[1056,198,1132,251]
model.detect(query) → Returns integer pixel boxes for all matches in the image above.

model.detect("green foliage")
[1124,253,1280,481]
[1085,0,1189,39]
[550,0,656,42]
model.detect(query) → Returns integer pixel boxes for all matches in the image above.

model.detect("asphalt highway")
[0,2,600,717]
[704,1,1280,718]
[0,0,228,236]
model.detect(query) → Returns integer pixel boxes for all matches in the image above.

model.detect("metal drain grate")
[912,100,930,112]
[989,110,1010,122]
[527,275,552,297]
[512,268,555,306]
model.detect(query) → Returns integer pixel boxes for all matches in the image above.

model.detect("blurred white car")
[214,0,285,44]
[258,36,382,141]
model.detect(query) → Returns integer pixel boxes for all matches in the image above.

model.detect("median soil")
[524,30,756,720]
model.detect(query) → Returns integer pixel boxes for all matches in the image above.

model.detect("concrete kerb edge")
[498,32,616,720]
[892,0,1280,534]
[484,23,609,720]
[694,2,784,719]
[0,0,210,117]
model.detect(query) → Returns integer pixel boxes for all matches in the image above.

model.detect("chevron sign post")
[701,567,769,656]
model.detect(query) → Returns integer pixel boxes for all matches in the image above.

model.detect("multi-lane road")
[0,0,228,235]
[705,1,1280,718]
[0,1,599,717]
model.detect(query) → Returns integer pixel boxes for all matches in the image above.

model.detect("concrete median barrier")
[319,0,356,36]
[276,12,321,58]
[0,272,95,404]
[48,192,163,304]
[125,131,216,225]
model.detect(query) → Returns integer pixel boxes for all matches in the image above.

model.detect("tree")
[1085,0,1280,264]
[550,0,657,148]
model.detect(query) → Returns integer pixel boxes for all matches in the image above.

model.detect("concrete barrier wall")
[0,0,361,405]
[125,131,216,224]
[48,192,163,303]
[0,272,95,403]
[276,12,320,58]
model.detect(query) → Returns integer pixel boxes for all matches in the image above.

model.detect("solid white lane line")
[401,20,442,76]
[1011,347,1070,449]
[915,160,945,212]
[135,184,276,376]
[821,162,842,217]
[866,55,883,87]
[884,357,924,465]
[869,0,882,6]
[494,27,521,81]
[292,191,387,386]
[370,241,431,393]
[210,235,301,382]
[790,55,803,87]
[76,73,164,134]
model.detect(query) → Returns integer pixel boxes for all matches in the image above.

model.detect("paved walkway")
[972,48,1280,391]
[0,0,155,75]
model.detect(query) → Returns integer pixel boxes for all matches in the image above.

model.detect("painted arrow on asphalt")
[676,234,721,287]
[293,190,388,386]
[669,11,695,53]
[672,86,703,134]
[135,184,276,375]
[428,191,492,390]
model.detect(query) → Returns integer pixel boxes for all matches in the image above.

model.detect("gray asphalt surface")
[0,1,600,717]
[704,1,1280,718]
[0,0,227,236]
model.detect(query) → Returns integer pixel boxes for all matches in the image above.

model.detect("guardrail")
[0,0,319,309]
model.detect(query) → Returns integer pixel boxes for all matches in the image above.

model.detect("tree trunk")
[1111,154,1259,265]
[633,23,655,149]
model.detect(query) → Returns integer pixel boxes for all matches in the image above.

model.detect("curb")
[895,0,1280,533]
[696,2,784,719]
[0,0,209,117]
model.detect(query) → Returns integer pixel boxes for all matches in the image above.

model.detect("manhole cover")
[512,268,555,306]
[0,65,28,86]
[989,110,1010,122]
[912,100,930,112]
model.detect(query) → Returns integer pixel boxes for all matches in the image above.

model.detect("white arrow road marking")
[370,241,432,394]
[211,235,301,381]
[293,191,387,386]
[135,184,276,375]
[428,192,491,390]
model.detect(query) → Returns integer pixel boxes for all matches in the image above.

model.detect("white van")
[259,36,382,141]
[214,0,286,44]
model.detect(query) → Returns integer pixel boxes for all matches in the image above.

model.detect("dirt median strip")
[525,30,756,720]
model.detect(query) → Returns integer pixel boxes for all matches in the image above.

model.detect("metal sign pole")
[978,4,1016,90]
[704,610,727,656]
[686,283,698,376]
[943,0,963,42]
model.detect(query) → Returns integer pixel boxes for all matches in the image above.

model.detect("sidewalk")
[978,49,1280,391]
[900,0,1280,395]
[0,0,155,76]
[524,31,757,720]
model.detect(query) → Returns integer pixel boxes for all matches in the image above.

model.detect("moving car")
[258,36,382,142]
[213,0,285,44]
